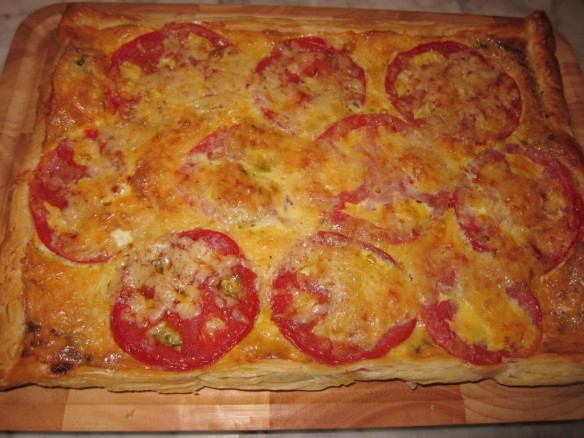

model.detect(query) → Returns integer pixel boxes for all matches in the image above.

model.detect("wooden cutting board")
[0,3,583,431]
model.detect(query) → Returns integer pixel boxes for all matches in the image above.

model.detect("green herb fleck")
[149,322,182,350]
[152,259,164,274]
[253,158,272,173]
[218,277,241,298]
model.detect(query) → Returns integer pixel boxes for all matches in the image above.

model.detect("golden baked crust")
[1,4,584,392]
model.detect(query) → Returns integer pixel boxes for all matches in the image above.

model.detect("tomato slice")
[176,124,282,225]
[250,37,366,136]
[454,146,583,271]
[315,114,451,244]
[421,280,542,365]
[29,136,123,263]
[110,23,230,74]
[271,232,416,365]
[110,229,259,370]
[107,22,233,115]
[316,112,409,143]
[385,41,521,144]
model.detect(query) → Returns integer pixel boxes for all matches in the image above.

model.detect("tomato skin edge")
[177,228,243,257]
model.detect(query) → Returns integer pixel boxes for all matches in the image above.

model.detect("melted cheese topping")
[123,235,242,327]
[298,242,414,350]
[445,278,538,352]
[249,39,365,137]
[118,38,252,127]
[344,197,433,238]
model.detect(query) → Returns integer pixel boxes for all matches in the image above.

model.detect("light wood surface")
[0,3,583,431]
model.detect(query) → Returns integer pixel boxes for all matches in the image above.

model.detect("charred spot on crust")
[49,346,84,375]
[21,321,44,357]
[50,361,75,375]
[20,322,89,373]
[26,320,42,333]
[495,38,526,56]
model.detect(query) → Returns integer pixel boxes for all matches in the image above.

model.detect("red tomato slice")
[316,114,451,244]
[176,125,281,225]
[107,22,232,112]
[110,229,259,370]
[385,41,521,144]
[518,145,584,259]
[110,23,230,74]
[250,37,366,135]
[421,281,542,365]
[271,232,416,365]
[316,113,409,142]
[454,146,583,271]
[29,138,119,263]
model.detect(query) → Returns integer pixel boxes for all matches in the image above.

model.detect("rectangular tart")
[1,4,583,392]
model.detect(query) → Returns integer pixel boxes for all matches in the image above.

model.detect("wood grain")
[0,3,583,432]
[268,381,467,429]
[461,381,584,424]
